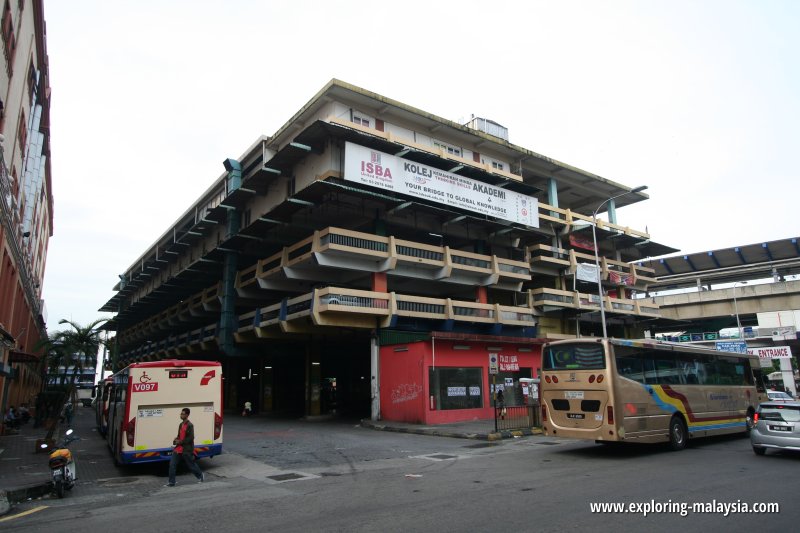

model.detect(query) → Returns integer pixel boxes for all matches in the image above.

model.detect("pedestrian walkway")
[0,403,121,514]
[361,418,540,441]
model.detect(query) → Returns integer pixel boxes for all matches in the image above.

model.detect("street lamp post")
[591,185,648,338]
[732,281,748,341]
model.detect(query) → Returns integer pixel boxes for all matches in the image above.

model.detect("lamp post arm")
[592,219,607,338]
[590,186,646,339]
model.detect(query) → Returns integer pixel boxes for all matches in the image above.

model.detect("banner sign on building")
[747,346,793,360]
[715,341,748,354]
[575,263,600,283]
[344,142,539,227]
[569,233,596,252]
[608,270,633,286]
[499,354,520,372]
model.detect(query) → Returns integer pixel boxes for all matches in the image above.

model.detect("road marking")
[0,505,49,522]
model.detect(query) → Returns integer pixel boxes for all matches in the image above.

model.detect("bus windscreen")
[542,343,606,370]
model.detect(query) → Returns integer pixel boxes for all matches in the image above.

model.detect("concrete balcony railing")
[119,323,219,363]
[117,283,221,347]
[237,227,531,294]
[528,287,661,318]
[233,286,536,340]
[526,244,656,289]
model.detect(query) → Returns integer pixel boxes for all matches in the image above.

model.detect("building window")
[28,59,37,102]
[17,109,26,150]
[352,110,372,128]
[429,367,483,410]
[481,157,505,171]
[433,140,462,157]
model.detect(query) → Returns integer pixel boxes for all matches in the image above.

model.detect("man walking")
[165,407,204,486]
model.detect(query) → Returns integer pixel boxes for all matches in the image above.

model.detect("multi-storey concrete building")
[100,80,674,424]
[0,0,52,426]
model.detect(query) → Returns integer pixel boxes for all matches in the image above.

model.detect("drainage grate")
[463,442,498,449]
[267,473,305,481]
[427,454,458,460]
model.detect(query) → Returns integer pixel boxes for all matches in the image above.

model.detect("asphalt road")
[2,424,798,532]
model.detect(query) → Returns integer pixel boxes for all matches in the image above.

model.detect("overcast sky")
[40,0,799,332]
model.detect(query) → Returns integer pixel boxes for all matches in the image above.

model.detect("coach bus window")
[716,355,748,386]
[653,353,681,384]
[677,354,703,385]
[616,355,645,384]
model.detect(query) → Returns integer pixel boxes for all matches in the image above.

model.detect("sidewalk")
[0,404,119,514]
[361,418,540,441]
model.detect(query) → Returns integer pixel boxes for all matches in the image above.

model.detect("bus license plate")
[769,426,790,432]
[567,413,585,419]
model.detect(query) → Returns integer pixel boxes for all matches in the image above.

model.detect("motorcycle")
[41,429,79,498]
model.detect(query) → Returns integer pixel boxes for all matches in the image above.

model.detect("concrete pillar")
[780,357,797,397]
[607,198,617,225]
[370,333,380,420]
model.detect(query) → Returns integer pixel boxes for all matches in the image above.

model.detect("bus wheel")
[752,446,766,456]
[669,415,687,451]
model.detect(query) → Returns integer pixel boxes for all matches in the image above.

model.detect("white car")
[767,390,795,402]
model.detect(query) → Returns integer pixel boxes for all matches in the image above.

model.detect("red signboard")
[499,354,520,372]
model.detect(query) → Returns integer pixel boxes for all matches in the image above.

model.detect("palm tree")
[54,318,108,390]
[36,333,71,385]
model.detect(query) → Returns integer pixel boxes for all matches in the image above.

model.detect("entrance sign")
[747,346,793,359]
[344,142,539,227]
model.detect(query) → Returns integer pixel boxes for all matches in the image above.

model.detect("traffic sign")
[489,353,498,375]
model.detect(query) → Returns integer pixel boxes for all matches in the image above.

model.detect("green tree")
[37,318,108,392]
[54,318,108,389]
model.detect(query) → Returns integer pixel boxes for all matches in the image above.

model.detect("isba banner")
[344,142,539,227]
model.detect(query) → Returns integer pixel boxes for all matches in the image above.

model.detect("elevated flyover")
[635,237,800,354]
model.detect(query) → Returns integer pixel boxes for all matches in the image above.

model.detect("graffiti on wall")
[391,383,423,404]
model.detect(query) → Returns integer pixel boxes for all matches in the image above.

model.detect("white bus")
[540,338,765,450]
[95,376,113,436]
[106,360,223,465]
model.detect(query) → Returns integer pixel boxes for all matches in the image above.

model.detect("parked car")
[766,390,795,402]
[751,401,800,455]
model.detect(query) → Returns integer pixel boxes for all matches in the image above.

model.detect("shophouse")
[0,0,52,426]
[100,80,674,424]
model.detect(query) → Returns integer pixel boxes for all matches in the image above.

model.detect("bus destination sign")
[169,370,189,379]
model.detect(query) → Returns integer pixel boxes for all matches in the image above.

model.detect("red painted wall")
[380,342,427,423]
[380,339,542,425]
